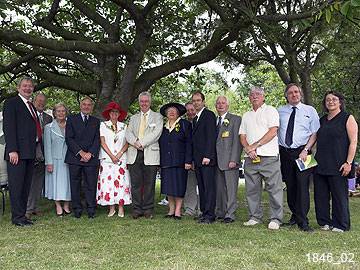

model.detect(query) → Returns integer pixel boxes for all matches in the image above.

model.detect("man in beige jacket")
[126,92,163,219]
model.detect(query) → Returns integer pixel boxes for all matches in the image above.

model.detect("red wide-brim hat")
[102,101,127,121]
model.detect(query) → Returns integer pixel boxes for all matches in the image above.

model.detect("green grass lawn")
[0,183,359,270]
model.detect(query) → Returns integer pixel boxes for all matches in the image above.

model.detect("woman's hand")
[47,164,54,173]
[339,163,352,177]
[110,154,119,164]
[185,163,192,170]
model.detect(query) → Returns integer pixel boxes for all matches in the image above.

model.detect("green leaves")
[341,1,352,16]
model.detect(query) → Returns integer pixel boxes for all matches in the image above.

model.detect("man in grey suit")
[26,92,52,219]
[126,91,163,219]
[215,96,242,223]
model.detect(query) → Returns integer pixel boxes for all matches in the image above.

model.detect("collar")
[81,112,89,120]
[218,111,228,120]
[18,93,30,104]
[196,107,205,118]
[165,117,181,132]
[141,110,150,117]
[287,102,302,110]
[252,103,266,112]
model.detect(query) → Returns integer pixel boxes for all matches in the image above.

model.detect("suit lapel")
[17,96,35,122]
[193,108,206,134]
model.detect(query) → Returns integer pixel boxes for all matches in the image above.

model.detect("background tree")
[221,0,360,105]
[0,0,331,112]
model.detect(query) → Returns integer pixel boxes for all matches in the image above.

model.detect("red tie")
[27,101,42,142]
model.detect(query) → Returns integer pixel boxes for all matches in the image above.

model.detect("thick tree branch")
[134,24,247,100]
[28,61,100,95]
[0,29,133,55]
[143,0,161,16]
[70,0,113,34]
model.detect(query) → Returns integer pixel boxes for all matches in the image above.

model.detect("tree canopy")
[0,0,336,112]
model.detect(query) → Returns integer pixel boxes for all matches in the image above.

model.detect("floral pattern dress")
[97,120,131,206]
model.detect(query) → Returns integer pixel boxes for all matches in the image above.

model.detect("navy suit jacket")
[159,119,192,168]
[3,95,37,160]
[192,108,217,167]
[65,113,100,166]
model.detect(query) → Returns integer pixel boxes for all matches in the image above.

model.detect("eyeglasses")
[325,97,339,103]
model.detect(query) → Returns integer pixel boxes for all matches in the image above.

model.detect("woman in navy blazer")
[159,103,192,220]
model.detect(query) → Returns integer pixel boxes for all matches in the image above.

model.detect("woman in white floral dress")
[97,101,131,217]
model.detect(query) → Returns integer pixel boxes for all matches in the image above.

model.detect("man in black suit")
[191,91,217,224]
[65,97,100,218]
[3,77,40,226]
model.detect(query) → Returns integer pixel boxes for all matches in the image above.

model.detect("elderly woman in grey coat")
[44,103,71,216]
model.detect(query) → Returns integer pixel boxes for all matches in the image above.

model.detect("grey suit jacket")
[125,109,163,165]
[216,112,242,171]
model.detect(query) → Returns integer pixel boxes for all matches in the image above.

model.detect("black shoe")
[173,216,182,220]
[197,216,206,223]
[223,217,235,224]
[74,212,82,218]
[13,221,31,227]
[24,218,34,225]
[164,214,175,218]
[63,209,72,215]
[216,216,224,221]
[88,213,95,219]
[144,213,153,219]
[199,218,214,224]
[299,226,314,232]
[282,219,296,226]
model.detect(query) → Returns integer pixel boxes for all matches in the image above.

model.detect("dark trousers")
[26,161,45,213]
[7,159,34,223]
[280,146,312,227]
[195,165,216,220]
[128,151,158,215]
[314,173,350,231]
[69,164,98,216]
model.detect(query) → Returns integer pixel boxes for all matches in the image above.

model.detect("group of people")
[2,77,358,234]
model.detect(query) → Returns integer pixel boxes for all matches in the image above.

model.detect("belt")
[279,145,305,152]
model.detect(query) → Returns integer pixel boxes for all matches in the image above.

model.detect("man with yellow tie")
[126,92,163,219]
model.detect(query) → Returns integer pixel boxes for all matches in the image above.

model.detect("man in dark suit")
[26,92,53,219]
[65,97,100,218]
[3,77,40,226]
[191,91,217,224]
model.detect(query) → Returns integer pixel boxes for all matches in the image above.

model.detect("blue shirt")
[278,102,320,148]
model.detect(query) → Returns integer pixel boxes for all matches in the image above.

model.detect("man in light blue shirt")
[278,83,320,232]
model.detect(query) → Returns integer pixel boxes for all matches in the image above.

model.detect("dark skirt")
[160,167,188,198]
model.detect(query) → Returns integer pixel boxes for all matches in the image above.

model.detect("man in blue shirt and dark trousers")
[278,83,320,232]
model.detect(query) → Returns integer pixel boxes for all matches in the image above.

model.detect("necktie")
[84,115,89,125]
[216,116,222,136]
[138,113,147,139]
[285,107,296,147]
[27,101,42,142]
[39,112,44,127]
[192,115,198,129]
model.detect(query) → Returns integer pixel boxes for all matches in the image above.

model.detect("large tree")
[0,0,331,110]
[222,0,360,105]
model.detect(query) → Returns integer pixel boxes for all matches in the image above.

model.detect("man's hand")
[228,161,237,169]
[299,150,308,162]
[185,163,192,170]
[248,150,258,160]
[202,157,210,165]
[245,143,258,154]
[134,140,143,150]
[46,164,54,173]
[9,152,19,165]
